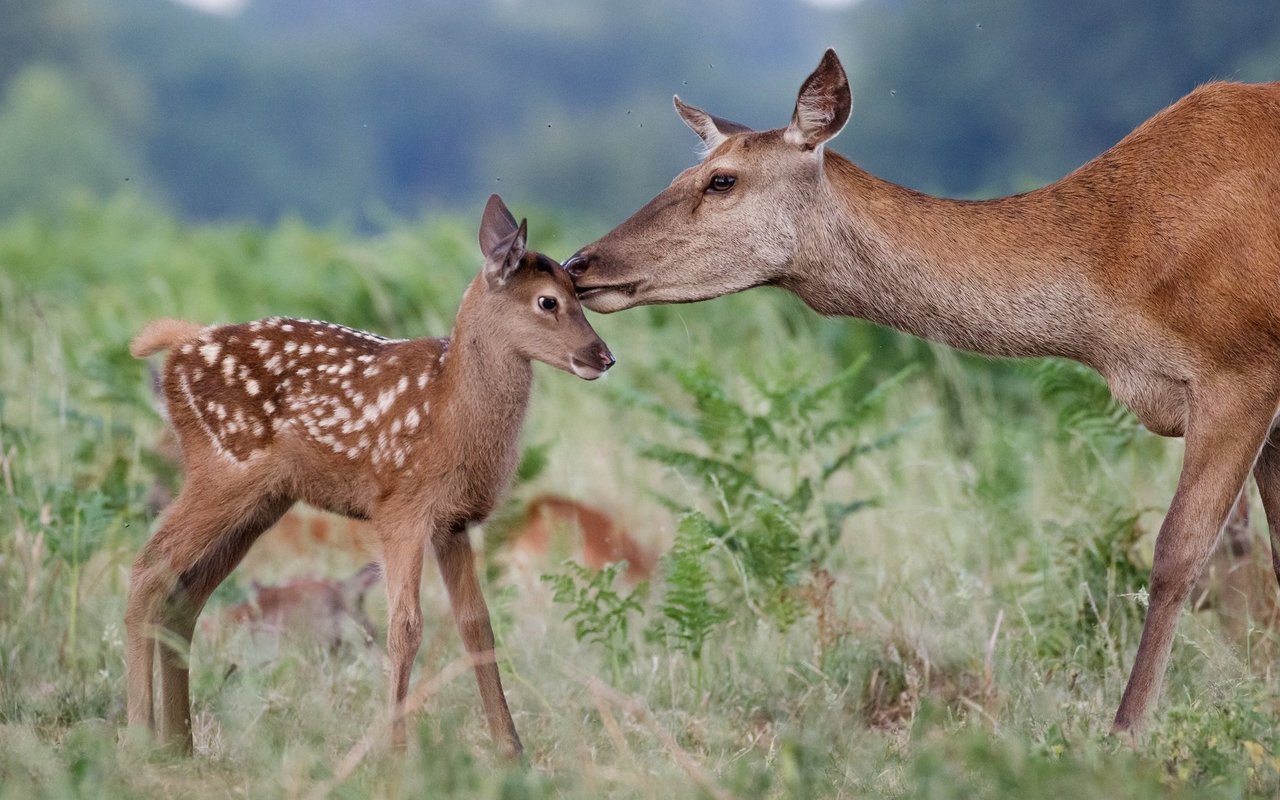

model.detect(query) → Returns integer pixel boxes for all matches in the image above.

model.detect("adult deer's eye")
[538,296,558,312]
[708,174,736,193]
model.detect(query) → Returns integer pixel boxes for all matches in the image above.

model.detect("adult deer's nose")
[563,252,590,279]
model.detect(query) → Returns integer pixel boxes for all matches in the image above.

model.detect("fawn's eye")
[707,174,736,193]
[537,296,558,312]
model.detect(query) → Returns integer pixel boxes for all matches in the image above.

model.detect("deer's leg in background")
[1251,433,1280,589]
[1191,489,1253,611]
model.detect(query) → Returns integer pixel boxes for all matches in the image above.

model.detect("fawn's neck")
[782,154,1110,362]
[435,279,534,453]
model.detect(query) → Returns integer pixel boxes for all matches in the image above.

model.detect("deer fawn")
[204,562,383,650]
[564,50,1280,736]
[125,195,615,756]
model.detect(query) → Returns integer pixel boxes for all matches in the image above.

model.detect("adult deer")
[126,195,615,755]
[563,49,1280,736]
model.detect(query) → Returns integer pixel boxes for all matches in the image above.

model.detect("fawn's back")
[160,317,438,465]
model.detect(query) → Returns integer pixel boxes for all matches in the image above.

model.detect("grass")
[3,194,1280,798]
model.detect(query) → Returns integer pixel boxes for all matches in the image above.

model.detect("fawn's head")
[564,49,852,313]
[475,195,615,380]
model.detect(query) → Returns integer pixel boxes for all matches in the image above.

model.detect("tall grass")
[1,195,1278,798]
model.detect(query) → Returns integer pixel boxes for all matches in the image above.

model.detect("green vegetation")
[3,197,1280,798]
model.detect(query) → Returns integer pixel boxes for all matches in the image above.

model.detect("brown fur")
[566,50,1280,736]
[125,195,614,756]
[508,494,653,582]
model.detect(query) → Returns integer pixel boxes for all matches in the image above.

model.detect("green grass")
[3,195,1280,798]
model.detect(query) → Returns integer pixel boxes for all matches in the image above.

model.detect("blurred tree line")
[1,0,1278,227]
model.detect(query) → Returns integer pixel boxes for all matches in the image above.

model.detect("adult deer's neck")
[782,153,1109,362]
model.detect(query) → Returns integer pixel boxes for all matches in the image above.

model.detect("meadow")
[3,195,1280,798]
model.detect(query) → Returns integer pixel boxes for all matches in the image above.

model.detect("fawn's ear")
[479,194,527,288]
[783,48,851,152]
[674,95,753,155]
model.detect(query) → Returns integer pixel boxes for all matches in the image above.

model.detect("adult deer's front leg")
[1112,384,1275,735]
[433,524,523,757]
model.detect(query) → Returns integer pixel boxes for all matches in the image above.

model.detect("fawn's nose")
[563,252,591,279]
[599,346,617,370]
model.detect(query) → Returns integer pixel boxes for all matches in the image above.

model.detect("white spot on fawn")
[376,389,395,415]
[200,343,221,366]
[246,379,260,396]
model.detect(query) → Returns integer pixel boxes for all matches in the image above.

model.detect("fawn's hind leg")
[124,471,282,750]
[156,496,292,750]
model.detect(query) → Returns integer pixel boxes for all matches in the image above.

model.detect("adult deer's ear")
[479,194,527,288]
[674,95,753,155]
[783,49,851,152]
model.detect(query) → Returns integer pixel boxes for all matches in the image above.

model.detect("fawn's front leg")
[433,523,523,758]
[380,528,426,751]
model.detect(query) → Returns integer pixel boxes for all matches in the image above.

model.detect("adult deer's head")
[565,49,852,312]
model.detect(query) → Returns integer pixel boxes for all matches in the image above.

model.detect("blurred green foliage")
[1,0,1277,224]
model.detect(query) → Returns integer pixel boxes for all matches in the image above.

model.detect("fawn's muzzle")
[570,343,616,381]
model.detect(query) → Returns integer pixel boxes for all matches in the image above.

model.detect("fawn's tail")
[130,318,204,358]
